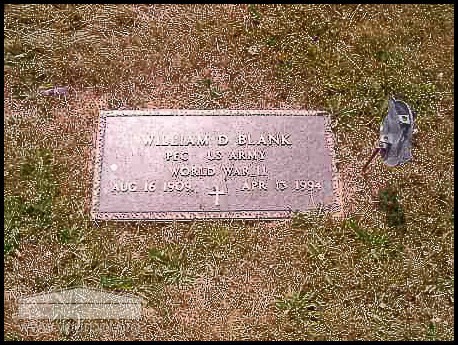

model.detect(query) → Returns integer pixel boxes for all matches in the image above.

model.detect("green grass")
[147,246,195,285]
[4,332,23,341]
[426,322,437,340]
[100,275,134,290]
[4,4,454,341]
[4,148,57,254]
[58,225,83,245]
[275,291,323,324]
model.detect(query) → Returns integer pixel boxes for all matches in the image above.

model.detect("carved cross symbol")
[208,186,226,206]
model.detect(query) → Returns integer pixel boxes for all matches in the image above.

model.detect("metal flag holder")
[362,97,417,174]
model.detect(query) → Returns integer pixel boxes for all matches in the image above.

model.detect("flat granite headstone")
[91,110,342,220]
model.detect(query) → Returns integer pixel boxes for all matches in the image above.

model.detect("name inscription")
[92,110,340,220]
[144,133,292,147]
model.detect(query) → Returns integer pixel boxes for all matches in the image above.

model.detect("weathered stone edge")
[100,109,328,117]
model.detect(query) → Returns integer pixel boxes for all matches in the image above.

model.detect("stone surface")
[91,110,341,220]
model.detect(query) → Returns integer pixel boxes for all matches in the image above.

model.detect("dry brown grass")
[4,4,454,340]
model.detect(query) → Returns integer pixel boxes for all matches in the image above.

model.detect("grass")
[378,186,406,229]
[4,4,454,341]
[147,246,195,285]
[4,148,57,254]
[275,291,323,324]
[100,275,134,290]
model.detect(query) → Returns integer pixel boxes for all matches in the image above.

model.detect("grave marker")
[91,110,341,220]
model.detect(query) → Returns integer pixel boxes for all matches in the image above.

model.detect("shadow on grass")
[378,186,406,229]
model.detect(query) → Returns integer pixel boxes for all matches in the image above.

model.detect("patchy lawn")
[4,4,454,340]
